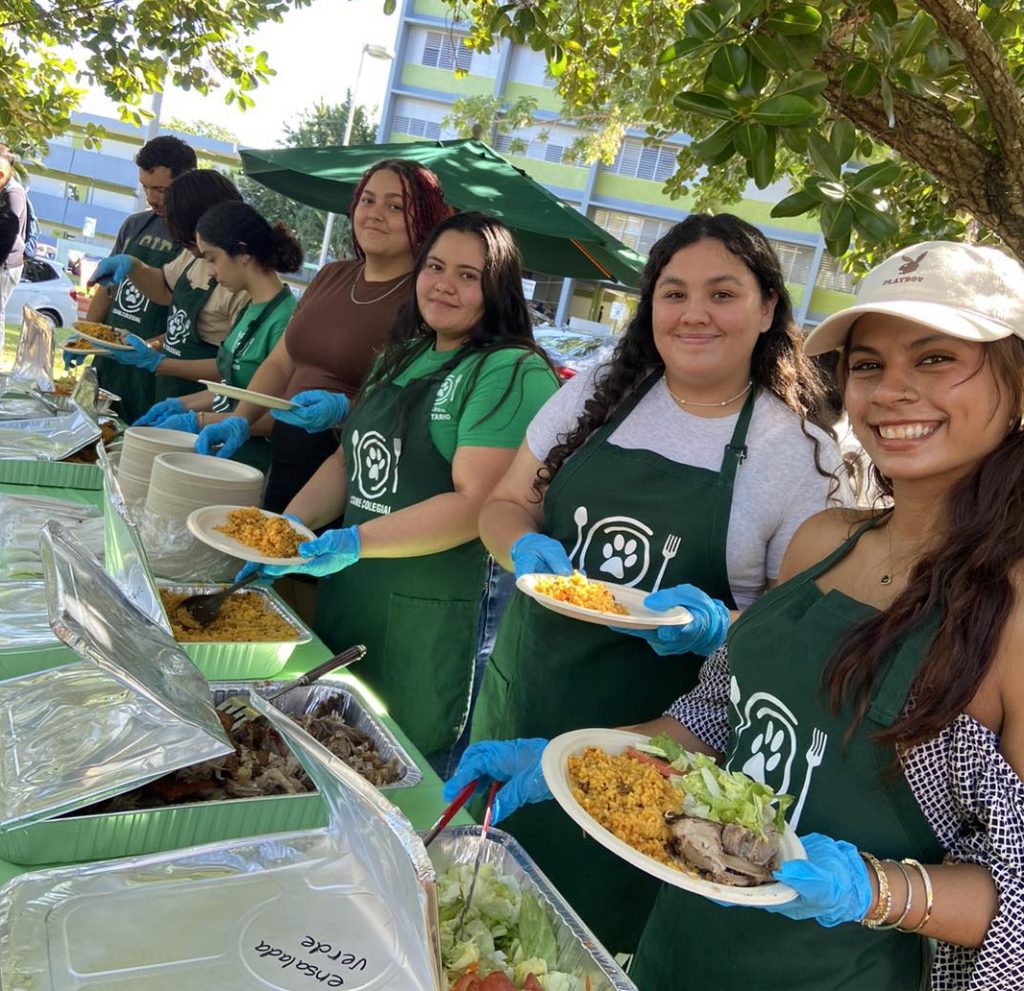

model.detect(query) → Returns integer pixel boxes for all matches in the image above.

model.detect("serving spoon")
[175,571,262,627]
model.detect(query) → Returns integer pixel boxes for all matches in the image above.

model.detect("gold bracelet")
[197,411,205,429]
[899,859,934,934]
[860,852,892,928]
[882,860,914,930]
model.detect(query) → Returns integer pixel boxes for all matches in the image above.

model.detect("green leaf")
[774,69,828,100]
[734,120,767,159]
[865,13,894,58]
[548,45,567,77]
[845,61,880,97]
[750,94,816,126]
[870,0,898,26]
[740,56,769,98]
[750,127,777,187]
[807,131,841,181]
[926,40,950,75]
[821,201,854,253]
[673,90,735,119]
[745,34,791,73]
[830,118,857,163]
[771,188,821,217]
[850,196,900,240]
[818,180,847,201]
[781,127,810,154]
[764,3,822,35]
[847,160,901,190]
[658,37,706,65]
[879,76,896,127]
[711,44,748,87]
[383,0,397,13]
[897,10,936,59]
[684,6,721,40]
[691,121,739,163]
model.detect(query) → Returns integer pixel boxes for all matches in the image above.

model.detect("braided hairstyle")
[535,213,835,498]
[348,159,449,260]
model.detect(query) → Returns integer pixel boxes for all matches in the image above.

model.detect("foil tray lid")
[0,392,100,461]
[0,522,232,831]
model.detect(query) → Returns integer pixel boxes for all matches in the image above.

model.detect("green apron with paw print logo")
[313,352,488,759]
[630,518,943,991]
[95,213,178,423]
[470,370,753,954]
[153,257,219,403]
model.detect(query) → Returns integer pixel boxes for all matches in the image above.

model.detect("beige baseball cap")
[803,241,1024,356]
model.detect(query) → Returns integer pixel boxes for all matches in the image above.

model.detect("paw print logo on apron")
[568,508,653,587]
[350,428,397,500]
[115,279,146,315]
[165,305,189,348]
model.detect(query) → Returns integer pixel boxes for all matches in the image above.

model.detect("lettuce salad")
[637,733,792,835]
[438,862,591,991]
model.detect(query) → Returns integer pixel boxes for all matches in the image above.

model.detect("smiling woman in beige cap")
[617,239,1024,991]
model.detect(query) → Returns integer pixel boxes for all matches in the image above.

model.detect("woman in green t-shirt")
[242,212,560,760]
[130,201,303,469]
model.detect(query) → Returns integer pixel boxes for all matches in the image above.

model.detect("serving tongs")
[453,781,501,940]
[422,777,480,848]
[216,643,366,730]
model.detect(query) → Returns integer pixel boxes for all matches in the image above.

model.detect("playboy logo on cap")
[898,251,928,275]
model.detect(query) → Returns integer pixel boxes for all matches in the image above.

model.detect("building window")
[766,239,814,285]
[422,30,473,72]
[494,133,584,168]
[815,252,857,293]
[607,139,678,183]
[391,115,441,140]
[591,207,673,256]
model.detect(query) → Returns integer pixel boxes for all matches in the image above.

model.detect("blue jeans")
[428,556,514,779]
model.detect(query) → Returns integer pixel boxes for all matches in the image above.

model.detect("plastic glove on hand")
[443,738,551,823]
[271,389,350,433]
[89,254,134,286]
[262,524,360,578]
[759,834,873,927]
[62,348,88,369]
[157,411,199,434]
[133,397,185,427]
[101,333,163,371]
[194,416,250,459]
[614,584,730,657]
[509,533,574,580]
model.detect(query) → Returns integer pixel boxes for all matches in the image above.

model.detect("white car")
[7,257,78,330]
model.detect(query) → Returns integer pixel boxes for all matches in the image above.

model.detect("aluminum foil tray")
[427,826,635,991]
[0,679,421,865]
[158,583,313,680]
[0,402,100,462]
[0,580,75,678]
[0,458,102,489]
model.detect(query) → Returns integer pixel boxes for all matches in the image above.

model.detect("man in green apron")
[84,136,196,422]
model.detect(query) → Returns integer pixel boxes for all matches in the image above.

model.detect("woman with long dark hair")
[126,201,304,470]
[446,213,850,953]
[85,170,250,403]
[243,213,559,761]
[192,158,451,511]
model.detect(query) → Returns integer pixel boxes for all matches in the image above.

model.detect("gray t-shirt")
[527,368,852,607]
[111,210,176,257]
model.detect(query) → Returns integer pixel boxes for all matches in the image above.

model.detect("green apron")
[631,519,943,991]
[95,214,177,423]
[313,353,487,759]
[153,257,219,403]
[471,370,753,954]
[210,286,293,472]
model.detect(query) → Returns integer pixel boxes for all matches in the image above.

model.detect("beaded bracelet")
[860,852,892,928]
[899,858,934,934]
[874,859,914,931]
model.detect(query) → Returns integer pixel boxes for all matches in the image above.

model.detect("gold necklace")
[665,379,753,408]
[349,264,410,305]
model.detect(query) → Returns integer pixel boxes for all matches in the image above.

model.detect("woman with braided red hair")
[181,159,450,511]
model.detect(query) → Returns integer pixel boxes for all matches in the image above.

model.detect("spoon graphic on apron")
[567,505,588,562]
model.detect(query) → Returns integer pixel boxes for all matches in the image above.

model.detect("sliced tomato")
[451,974,482,991]
[625,745,682,777]
[479,973,517,991]
[523,975,544,991]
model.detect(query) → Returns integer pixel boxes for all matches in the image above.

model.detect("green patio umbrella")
[239,139,646,286]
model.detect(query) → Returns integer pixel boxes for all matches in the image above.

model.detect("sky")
[80,0,401,148]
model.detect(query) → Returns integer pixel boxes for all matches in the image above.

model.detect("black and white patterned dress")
[668,647,1024,990]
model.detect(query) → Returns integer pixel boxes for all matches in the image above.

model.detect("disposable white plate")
[71,324,133,351]
[187,505,316,566]
[200,379,296,411]
[542,728,805,906]
[516,573,692,629]
[63,339,107,356]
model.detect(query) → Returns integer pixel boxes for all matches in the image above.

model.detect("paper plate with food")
[63,337,108,355]
[516,571,692,629]
[186,505,316,566]
[542,728,804,905]
[72,321,133,350]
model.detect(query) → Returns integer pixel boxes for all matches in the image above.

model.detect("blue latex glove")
[99,333,163,371]
[89,254,134,286]
[195,416,250,459]
[232,515,305,582]
[133,397,185,427]
[614,584,730,657]
[260,525,361,578]
[271,389,350,433]
[62,348,88,368]
[157,411,199,434]
[509,533,574,579]
[756,834,873,927]
[444,739,551,823]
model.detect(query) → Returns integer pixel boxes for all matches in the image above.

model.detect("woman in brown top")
[194,158,450,511]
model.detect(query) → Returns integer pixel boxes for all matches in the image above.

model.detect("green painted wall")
[715,196,820,235]
[505,154,588,192]
[503,81,561,113]
[413,0,450,16]
[593,172,693,210]
[388,133,419,144]
[400,63,493,97]
[807,287,855,316]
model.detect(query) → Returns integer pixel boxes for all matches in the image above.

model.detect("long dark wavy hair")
[164,169,242,246]
[358,212,557,431]
[827,335,1024,748]
[348,158,450,260]
[534,213,835,497]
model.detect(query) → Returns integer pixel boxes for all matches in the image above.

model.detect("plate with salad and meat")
[542,729,805,906]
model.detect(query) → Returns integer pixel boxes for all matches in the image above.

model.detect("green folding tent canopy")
[239,139,646,286]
